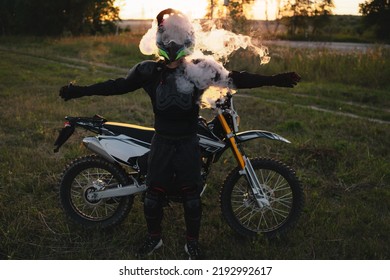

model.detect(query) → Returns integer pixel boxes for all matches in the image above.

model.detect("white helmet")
[155,9,195,62]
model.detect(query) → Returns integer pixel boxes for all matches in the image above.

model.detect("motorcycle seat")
[103,122,155,143]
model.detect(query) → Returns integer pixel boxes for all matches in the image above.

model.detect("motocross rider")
[59,8,301,259]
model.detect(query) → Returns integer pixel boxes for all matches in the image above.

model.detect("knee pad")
[144,194,160,210]
[144,190,164,216]
[180,185,200,198]
[143,190,165,235]
[184,197,201,210]
[183,196,202,221]
[181,185,201,213]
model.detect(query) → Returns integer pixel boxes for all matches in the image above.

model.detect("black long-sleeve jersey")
[74,60,276,137]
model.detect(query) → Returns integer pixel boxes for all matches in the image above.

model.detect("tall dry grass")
[0,36,389,260]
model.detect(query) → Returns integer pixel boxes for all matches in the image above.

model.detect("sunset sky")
[117,0,362,20]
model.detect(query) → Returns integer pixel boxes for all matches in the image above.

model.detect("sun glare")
[117,0,209,20]
[117,0,361,20]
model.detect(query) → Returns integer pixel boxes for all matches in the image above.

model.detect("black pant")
[144,134,202,240]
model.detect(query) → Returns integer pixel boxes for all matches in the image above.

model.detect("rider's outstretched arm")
[59,61,163,101]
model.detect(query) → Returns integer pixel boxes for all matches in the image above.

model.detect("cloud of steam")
[139,12,270,108]
[139,12,195,56]
[183,51,231,89]
[176,51,235,108]
[157,13,195,49]
[139,21,158,56]
[192,21,270,65]
[139,17,269,65]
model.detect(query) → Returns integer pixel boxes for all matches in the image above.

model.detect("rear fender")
[235,130,291,144]
[53,123,75,153]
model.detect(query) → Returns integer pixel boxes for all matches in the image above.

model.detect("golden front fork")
[217,111,269,207]
[217,113,245,169]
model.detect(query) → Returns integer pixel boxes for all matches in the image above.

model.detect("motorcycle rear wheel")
[220,158,304,238]
[59,155,134,229]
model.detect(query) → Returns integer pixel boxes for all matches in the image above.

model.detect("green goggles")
[158,41,191,62]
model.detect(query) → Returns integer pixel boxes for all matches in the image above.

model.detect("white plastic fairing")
[99,135,150,163]
[199,135,225,153]
[82,137,115,163]
[236,130,291,144]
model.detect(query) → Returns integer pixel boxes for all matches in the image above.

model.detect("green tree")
[0,0,119,36]
[281,0,334,37]
[311,0,334,36]
[359,0,390,41]
[226,0,256,32]
[0,0,67,35]
[0,0,16,35]
[205,0,255,33]
[281,0,310,36]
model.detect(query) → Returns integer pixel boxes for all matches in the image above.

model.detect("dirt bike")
[54,92,304,238]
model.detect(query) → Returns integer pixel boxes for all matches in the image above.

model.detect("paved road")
[263,40,390,52]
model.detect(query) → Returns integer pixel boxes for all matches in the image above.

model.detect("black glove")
[272,72,301,88]
[59,83,83,101]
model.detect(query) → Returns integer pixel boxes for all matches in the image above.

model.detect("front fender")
[235,130,291,144]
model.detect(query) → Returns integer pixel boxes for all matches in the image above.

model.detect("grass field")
[0,35,389,260]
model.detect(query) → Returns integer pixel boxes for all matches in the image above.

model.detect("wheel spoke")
[69,167,122,221]
[222,158,303,237]
[231,166,295,232]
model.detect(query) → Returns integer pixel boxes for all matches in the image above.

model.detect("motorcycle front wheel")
[59,155,134,229]
[220,158,304,238]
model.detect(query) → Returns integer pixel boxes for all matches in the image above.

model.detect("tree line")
[208,0,389,41]
[0,0,388,41]
[206,0,334,35]
[359,0,390,40]
[0,0,119,36]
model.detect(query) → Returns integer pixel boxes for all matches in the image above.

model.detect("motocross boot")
[184,239,203,260]
[136,235,163,258]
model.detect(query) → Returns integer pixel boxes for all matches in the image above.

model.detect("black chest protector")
[134,61,201,137]
[156,70,193,111]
